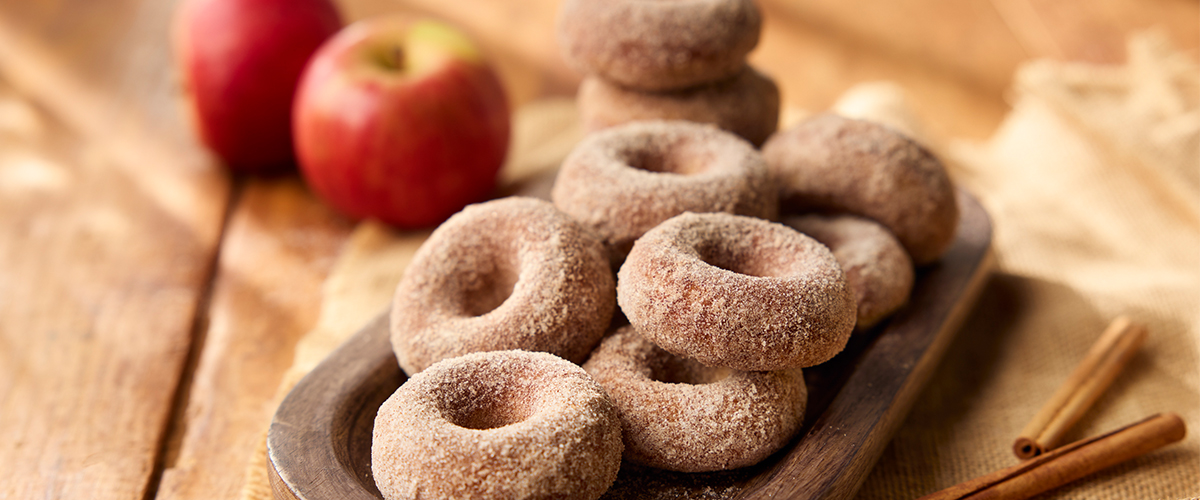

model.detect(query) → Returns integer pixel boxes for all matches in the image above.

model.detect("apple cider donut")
[551,120,776,263]
[577,66,781,147]
[583,326,807,472]
[557,0,761,91]
[617,212,856,371]
[373,350,624,500]
[762,113,959,264]
[784,214,914,330]
[390,197,615,375]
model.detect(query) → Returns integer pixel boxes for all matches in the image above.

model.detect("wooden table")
[0,1,1194,499]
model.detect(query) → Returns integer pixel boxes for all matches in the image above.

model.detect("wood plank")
[752,1,1009,141]
[760,0,1028,94]
[758,0,1198,95]
[155,179,353,500]
[995,0,1199,64]
[754,0,1197,141]
[0,0,230,498]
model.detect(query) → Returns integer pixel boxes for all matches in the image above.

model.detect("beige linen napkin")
[242,32,1198,500]
[858,32,1199,499]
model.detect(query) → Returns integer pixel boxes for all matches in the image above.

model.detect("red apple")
[292,17,511,229]
[174,0,341,172]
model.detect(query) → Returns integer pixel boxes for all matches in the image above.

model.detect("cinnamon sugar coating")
[762,113,959,264]
[390,197,615,375]
[617,213,856,370]
[372,350,624,500]
[583,326,807,472]
[578,66,780,147]
[784,214,914,330]
[557,0,761,91]
[552,120,777,265]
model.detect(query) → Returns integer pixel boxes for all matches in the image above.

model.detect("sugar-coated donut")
[557,0,761,91]
[390,197,615,374]
[617,212,856,371]
[372,350,624,500]
[784,214,914,330]
[552,120,777,264]
[577,66,780,147]
[761,113,959,264]
[583,326,806,472]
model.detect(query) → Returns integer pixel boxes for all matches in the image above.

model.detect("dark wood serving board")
[267,190,993,500]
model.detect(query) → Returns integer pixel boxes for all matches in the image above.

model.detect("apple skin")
[292,18,511,229]
[174,0,341,172]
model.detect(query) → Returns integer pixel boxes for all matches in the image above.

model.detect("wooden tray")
[267,190,993,500]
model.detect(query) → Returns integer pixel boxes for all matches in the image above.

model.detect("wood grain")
[0,1,229,499]
[760,0,1198,93]
[752,1,1009,142]
[266,192,993,500]
[155,180,353,500]
[995,0,1199,65]
[762,0,1029,95]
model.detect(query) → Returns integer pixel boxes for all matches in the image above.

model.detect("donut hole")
[696,244,786,278]
[649,352,732,385]
[622,141,713,176]
[461,267,518,317]
[456,248,520,317]
[439,382,537,430]
[691,224,820,278]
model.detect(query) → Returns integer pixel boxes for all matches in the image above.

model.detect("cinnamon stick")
[1012,316,1147,459]
[919,412,1187,500]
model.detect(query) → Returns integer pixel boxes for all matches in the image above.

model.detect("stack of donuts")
[557,0,780,147]
[369,2,961,499]
[371,115,958,499]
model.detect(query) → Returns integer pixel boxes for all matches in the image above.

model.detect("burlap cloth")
[241,32,1199,500]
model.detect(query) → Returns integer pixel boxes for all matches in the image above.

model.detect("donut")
[761,113,959,264]
[372,350,624,500]
[390,197,615,374]
[551,120,777,264]
[617,212,856,371]
[583,325,807,472]
[783,214,914,330]
[577,66,781,147]
[556,0,761,91]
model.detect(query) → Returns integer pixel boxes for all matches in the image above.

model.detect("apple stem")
[378,45,405,71]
